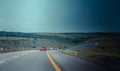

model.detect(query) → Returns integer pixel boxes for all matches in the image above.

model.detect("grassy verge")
[62,49,120,71]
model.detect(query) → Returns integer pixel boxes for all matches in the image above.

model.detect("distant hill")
[0,31,104,43]
[0,31,119,51]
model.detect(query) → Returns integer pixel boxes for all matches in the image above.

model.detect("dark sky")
[0,0,119,32]
[84,0,120,32]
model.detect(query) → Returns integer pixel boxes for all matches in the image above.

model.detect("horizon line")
[0,31,120,34]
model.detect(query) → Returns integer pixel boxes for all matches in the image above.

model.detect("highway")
[0,50,111,71]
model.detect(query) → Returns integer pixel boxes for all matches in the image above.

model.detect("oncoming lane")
[0,50,56,71]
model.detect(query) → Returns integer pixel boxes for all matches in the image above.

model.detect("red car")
[40,47,46,51]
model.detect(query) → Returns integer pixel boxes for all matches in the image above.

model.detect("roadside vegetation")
[62,36,120,71]
[0,31,102,52]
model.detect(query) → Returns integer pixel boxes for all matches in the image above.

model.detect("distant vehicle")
[40,47,46,51]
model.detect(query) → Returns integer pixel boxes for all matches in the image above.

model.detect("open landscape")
[0,31,102,51]
[0,31,120,71]
[0,0,119,71]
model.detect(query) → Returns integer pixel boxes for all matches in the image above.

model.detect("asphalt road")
[0,50,111,71]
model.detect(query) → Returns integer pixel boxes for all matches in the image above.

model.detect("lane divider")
[47,52,61,71]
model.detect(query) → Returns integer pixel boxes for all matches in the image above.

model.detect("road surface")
[0,50,111,71]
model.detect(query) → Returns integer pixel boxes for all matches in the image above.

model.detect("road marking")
[14,56,18,58]
[47,52,61,71]
[0,61,5,64]
[21,54,25,56]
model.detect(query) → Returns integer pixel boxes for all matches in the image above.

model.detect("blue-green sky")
[0,0,119,32]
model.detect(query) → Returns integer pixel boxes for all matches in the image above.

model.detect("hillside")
[0,31,119,52]
[63,36,120,70]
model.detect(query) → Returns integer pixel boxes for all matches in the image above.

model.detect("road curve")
[0,50,113,71]
[0,50,55,71]
[49,51,111,71]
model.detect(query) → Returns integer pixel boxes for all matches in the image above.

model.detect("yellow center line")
[47,52,61,71]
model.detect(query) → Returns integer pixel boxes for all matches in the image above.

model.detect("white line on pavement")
[14,56,18,58]
[0,61,5,64]
[21,54,25,56]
